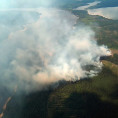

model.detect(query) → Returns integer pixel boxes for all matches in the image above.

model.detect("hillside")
[47,10,118,118]
[48,60,118,118]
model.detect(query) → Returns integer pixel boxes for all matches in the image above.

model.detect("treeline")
[105,54,118,65]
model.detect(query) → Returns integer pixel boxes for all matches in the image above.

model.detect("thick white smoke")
[0,8,111,92]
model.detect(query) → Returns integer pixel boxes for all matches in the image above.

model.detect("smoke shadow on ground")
[53,92,118,118]
[109,85,118,100]
[3,85,118,118]
[3,90,51,118]
[21,91,51,118]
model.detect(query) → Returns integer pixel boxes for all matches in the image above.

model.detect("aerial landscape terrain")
[0,0,118,118]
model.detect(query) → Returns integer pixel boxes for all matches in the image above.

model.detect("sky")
[0,0,54,8]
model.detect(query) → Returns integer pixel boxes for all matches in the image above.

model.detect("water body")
[88,7,118,20]
[75,1,101,10]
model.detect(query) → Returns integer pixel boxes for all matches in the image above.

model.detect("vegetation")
[47,61,118,118]
[105,54,118,65]
[3,91,51,118]
[72,10,118,49]
[47,9,118,118]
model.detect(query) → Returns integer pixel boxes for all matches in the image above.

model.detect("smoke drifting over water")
[0,8,111,92]
[88,7,118,20]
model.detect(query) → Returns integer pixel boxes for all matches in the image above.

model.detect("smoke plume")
[0,8,111,92]
[88,7,118,20]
